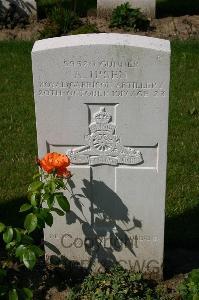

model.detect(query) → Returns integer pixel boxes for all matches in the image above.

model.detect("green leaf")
[28,181,43,193]
[188,269,199,282]
[30,193,38,207]
[51,207,65,216]
[44,180,56,194]
[0,269,6,278]
[22,288,33,299]
[38,208,48,220]
[33,173,41,181]
[14,228,22,243]
[45,212,53,227]
[9,289,18,300]
[20,203,32,213]
[49,180,56,193]
[22,249,36,270]
[24,213,38,233]
[46,194,55,209]
[16,245,26,260]
[5,241,16,250]
[0,285,7,296]
[21,235,34,245]
[29,245,44,257]
[37,208,53,227]
[3,227,13,243]
[0,223,5,233]
[0,269,7,283]
[56,179,65,189]
[55,194,70,212]
[36,217,45,229]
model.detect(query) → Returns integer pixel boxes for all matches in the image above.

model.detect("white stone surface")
[97,0,156,19]
[32,34,170,277]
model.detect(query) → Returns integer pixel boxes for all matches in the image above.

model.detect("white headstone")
[32,34,170,278]
[97,0,156,19]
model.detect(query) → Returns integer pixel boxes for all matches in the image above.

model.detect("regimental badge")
[67,107,143,166]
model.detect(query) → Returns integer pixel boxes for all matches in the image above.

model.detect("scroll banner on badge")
[69,154,143,166]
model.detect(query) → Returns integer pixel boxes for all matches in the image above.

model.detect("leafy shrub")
[39,20,60,38]
[68,264,155,300]
[0,153,71,299]
[155,284,176,300]
[69,22,99,35]
[178,269,199,300]
[110,2,150,31]
[50,7,81,34]
[40,7,81,38]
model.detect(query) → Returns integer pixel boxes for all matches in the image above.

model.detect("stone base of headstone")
[97,0,156,19]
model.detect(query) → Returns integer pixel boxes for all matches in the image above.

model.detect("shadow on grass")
[156,0,199,18]
[0,197,26,227]
[164,205,199,278]
[0,196,43,244]
[0,255,88,300]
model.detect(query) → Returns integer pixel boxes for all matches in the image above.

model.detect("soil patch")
[0,15,199,41]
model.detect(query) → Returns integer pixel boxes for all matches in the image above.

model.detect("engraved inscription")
[38,80,166,98]
[67,107,143,166]
[63,59,139,68]
[37,57,167,98]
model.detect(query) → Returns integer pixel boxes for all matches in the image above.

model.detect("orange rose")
[56,167,72,178]
[37,152,70,177]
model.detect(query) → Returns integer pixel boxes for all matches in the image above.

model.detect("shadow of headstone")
[66,178,143,271]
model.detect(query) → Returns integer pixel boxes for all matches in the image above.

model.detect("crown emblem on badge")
[94,107,111,124]
[89,107,115,135]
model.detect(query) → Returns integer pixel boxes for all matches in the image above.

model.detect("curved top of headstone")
[32,33,170,54]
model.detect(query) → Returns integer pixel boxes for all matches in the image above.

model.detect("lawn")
[0,42,37,227]
[0,40,198,250]
[165,40,199,249]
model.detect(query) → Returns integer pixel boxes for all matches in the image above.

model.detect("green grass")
[0,42,37,226]
[0,40,198,248]
[165,40,199,248]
